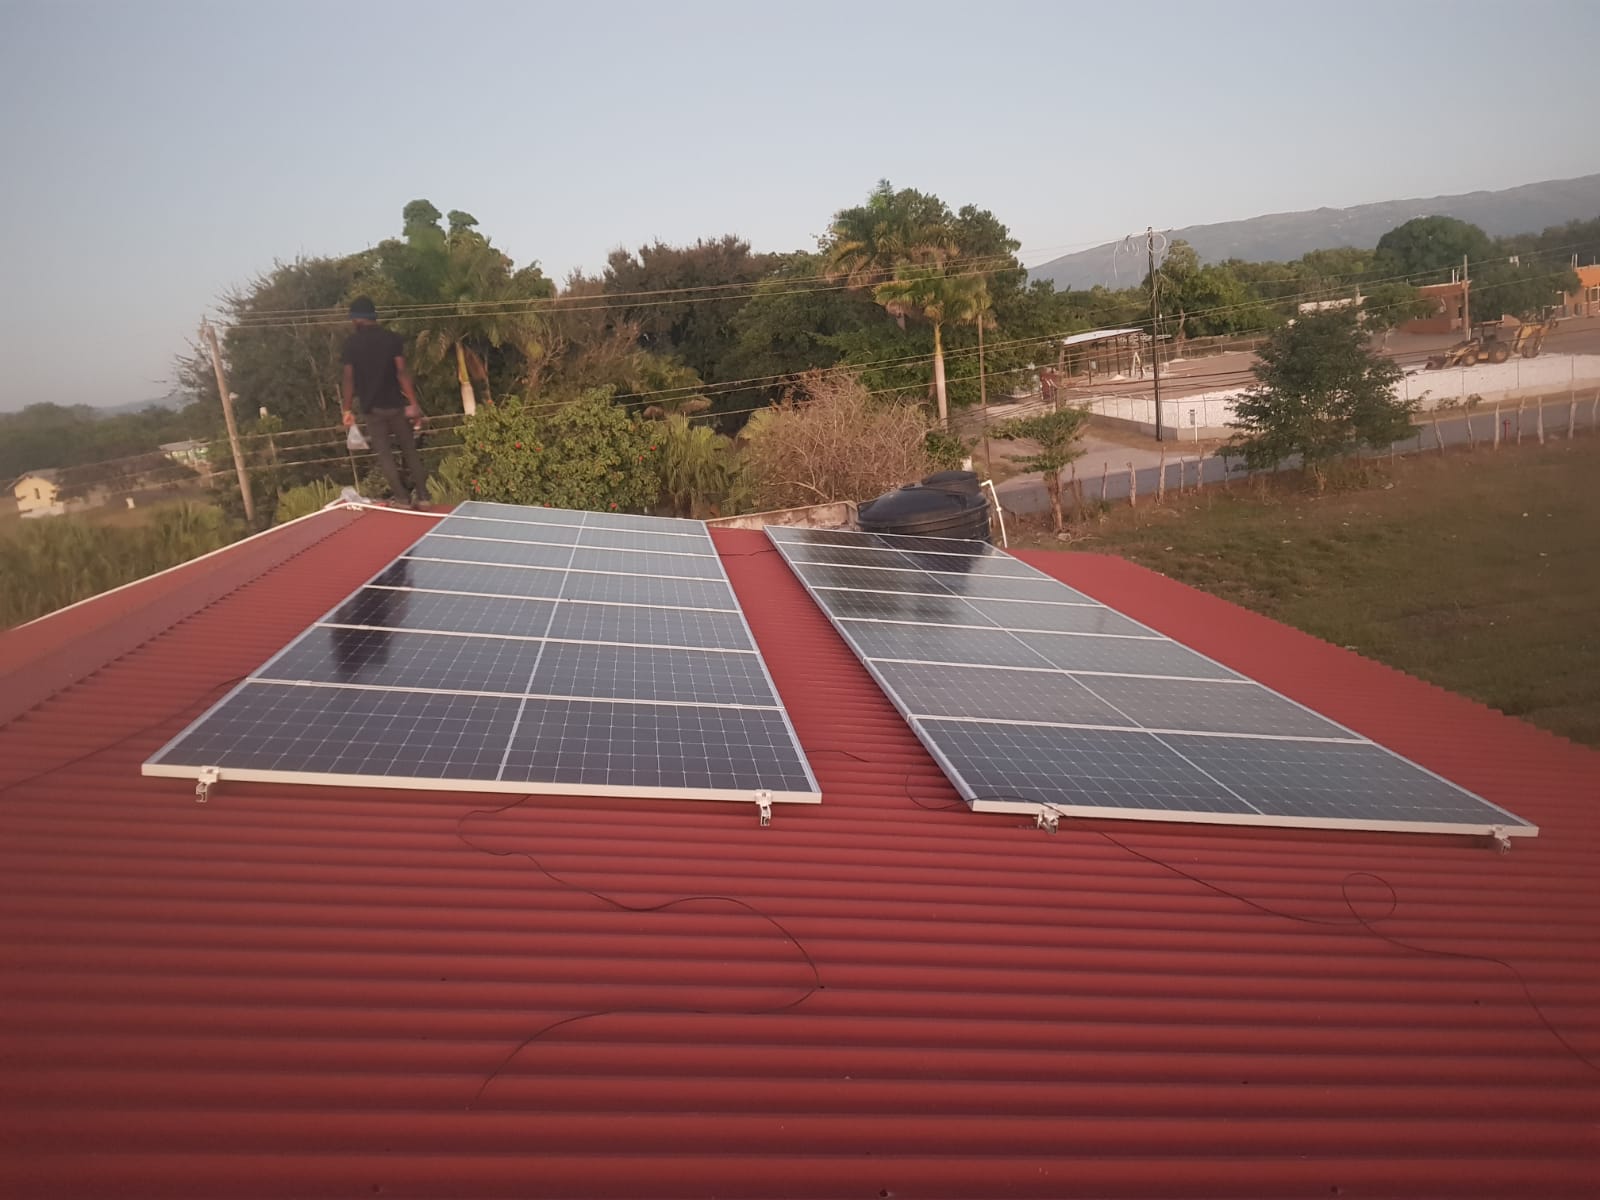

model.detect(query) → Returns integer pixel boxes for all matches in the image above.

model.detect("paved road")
[993,395,1599,518]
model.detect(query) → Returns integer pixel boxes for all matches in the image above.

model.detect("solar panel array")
[144,502,820,805]
[768,526,1536,838]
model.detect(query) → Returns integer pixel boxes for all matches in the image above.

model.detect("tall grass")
[0,503,239,628]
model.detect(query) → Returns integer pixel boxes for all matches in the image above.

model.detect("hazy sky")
[1,0,1595,411]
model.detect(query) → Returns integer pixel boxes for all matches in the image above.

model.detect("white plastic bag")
[346,423,369,451]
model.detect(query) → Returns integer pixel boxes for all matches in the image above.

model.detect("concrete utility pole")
[1461,253,1471,333]
[200,319,254,524]
[1148,226,1164,443]
[977,306,992,476]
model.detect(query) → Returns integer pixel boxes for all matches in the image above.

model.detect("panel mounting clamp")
[194,766,221,804]
[1489,826,1513,854]
[1035,806,1060,834]
[755,790,773,828]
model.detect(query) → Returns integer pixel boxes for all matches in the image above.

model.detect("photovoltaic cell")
[398,559,568,600]
[1013,632,1242,680]
[453,500,588,525]
[261,626,546,695]
[767,527,1534,837]
[413,535,578,570]
[841,622,1055,670]
[527,642,776,706]
[575,527,717,555]
[963,599,1154,637]
[924,720,1259,814]
[501,700,814,794]
[873,662,1134,727]
[147,683,520,780]
[544,603,750,650]
[1158,736,1513,826]
[558,570,734,610]
[817,590,992,626]
[144,504,818,805]
[427,516,582,545]
[567,546,723,579]
[799,563,952,595]
[331,588,557,639]
[1081,676,1349,739]
[894,551,1038,578]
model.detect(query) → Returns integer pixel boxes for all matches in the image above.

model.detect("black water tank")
[858,482,991,542]
[919,469,982,499]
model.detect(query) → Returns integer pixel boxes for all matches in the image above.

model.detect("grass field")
[1017,437,1600,747]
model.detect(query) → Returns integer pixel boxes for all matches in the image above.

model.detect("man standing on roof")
[341,296,428,509]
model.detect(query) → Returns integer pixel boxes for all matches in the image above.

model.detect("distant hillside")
[97,391,189,416]
[1029,173,1600,290]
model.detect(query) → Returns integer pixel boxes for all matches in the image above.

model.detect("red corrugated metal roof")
[2,514,1597,1199]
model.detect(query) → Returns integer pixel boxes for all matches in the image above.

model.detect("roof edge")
[0,506,375,726]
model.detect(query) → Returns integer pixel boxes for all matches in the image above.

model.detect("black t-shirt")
[342,325,407,411]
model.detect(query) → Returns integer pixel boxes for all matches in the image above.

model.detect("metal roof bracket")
[1490,826,1513,854]
[194,766,221,804]
[1035,806,1060,834]
[755,790,774,827]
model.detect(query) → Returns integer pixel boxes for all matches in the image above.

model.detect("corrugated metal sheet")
[1,519,1597,1199]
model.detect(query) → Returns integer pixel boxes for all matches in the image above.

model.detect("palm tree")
[872,266,990,428]
[823,182,958,298]
[377,204,551,416]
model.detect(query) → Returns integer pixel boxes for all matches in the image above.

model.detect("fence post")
[1536,402,1545,446]
[1516,399,1525,445]
[1465,408,1476,451]
[1493,403,1501,450]
[1157,445,1167,503]
[1568,397,1577,440]
[1100,461,1109,505]
[1127,462,1137,509]
[1433,414,1446,454]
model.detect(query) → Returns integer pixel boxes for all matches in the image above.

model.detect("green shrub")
[655,413,744,517]
[924,428,970,471]
[438,390,660,512]
[274,478,342,524]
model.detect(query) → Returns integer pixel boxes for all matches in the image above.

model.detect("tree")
[432,390,659,512]
[368,202,554,416]
[215,257,365,429]
[723,253,873,395]
[655,413,742,518]
[738,372,933,510]
[1227,310,1413,491]
[602,236,779,384]
[1373,216,1494,281]
[1360,282,1432,346]
[823,181,958,290]
[872,265,990,428]
[1467,259,1578,323]
[1147,241,1275,339]
[991,406,1090,532]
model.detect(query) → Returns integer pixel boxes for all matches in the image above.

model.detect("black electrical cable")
[455,793,823,1109]
[0,674,247,797]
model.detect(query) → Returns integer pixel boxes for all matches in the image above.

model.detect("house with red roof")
[1,505,1597,1198]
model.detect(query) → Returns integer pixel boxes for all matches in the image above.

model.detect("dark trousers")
[364,407,427,503]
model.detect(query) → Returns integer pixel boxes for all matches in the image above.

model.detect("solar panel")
[143,505,819,806]
[767,526,1536,838]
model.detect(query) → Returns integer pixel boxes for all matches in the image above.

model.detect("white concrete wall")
[1079,353,1600,437]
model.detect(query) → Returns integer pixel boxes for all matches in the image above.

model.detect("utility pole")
[200,319,255,524]
[1148,226,1164,443]
[977,304,991,476]
[1461,253,1471,334]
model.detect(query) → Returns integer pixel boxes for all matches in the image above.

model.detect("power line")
[217,236,1597,332]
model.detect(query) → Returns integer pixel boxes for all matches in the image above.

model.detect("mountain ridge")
[1028,173,1600,290]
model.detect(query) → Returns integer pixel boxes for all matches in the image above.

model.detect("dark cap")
[348,296,378,320]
